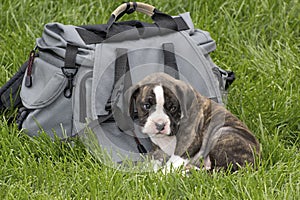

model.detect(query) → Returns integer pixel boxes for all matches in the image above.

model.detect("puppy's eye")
[170,105,177,113]
[143,103,151,110]
[165,101,178,113]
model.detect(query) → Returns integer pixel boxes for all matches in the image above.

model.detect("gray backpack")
[0,2,234,164]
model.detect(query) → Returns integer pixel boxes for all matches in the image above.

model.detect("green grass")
[0,0,299,199]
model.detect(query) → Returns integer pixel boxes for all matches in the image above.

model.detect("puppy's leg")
[147,147,170,172]
[203,155,212,170]
[149,146,170,161]
[209,133,258,171]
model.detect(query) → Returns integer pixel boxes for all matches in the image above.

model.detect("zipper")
[25,46,38,87]
[79,71,93,123]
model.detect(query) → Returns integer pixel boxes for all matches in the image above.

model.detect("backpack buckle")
[61,67,78,98]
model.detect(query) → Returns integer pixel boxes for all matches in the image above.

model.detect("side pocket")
[72,67,93,133]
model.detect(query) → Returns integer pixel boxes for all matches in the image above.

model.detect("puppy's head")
[131,84,181,137]
[113,73,198,143]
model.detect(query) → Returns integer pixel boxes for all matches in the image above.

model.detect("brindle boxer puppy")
[121,73,260,172]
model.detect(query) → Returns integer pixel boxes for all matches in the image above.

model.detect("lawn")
[0,0,299,199]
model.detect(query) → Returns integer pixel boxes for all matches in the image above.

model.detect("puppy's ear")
[132,87,140,99]
[129,88,140,119]
[112,83,142,131]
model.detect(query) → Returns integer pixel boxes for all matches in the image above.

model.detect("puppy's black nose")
[155,122,165,131]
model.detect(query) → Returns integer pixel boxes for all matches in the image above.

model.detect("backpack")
[0,2,235,164]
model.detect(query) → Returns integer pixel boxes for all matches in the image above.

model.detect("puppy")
[116,73,260,172]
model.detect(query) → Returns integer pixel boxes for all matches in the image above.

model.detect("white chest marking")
[150,135,176,156]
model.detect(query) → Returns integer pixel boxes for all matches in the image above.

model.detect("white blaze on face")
[142,85,171,136]
[153,85,164,109]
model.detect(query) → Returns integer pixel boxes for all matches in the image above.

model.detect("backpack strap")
[101,48,148,154]
[162,43,179,79]
[0,61,28,111]
[61,44,79,98]
[105,48,131,113]
[64,44,78,68]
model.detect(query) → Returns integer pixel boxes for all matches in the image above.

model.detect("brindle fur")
[187,88,260,171]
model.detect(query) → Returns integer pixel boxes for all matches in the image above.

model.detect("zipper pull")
[25,46,37,87]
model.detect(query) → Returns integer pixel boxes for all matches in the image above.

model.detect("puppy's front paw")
[151,159,163,172]
[163,154,189,174]
[203,155,211,170]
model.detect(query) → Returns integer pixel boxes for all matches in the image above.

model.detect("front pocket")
[19,57,73,138]
[22,92,73,138]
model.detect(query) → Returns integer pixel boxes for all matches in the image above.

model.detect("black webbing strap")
[76,28,105,45]
[77,16,189,45]
[105,48,131,112]
[133,130,147,154]
[114,48,132,90]
[64,44,78,68]
[173,16,189,31]
[62,44,79,98]
[0,61,28,111]
[102,48,147,154]
[163,43,179,79]
[152,10,189,31]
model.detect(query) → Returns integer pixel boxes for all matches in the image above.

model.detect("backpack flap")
[20,58,67,109]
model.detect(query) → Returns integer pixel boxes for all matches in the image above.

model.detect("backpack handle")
[106,2,183,32]
[111,2,155,22]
